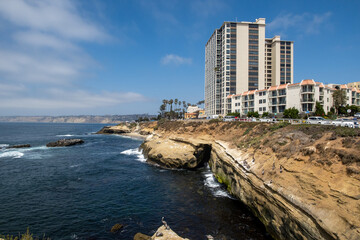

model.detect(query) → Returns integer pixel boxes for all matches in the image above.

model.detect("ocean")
[0,122,271,240]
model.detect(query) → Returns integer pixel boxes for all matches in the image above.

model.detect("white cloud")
[268,12,332,35]
[0,0,109,41]
[161,54,192,65]
[0,0,147,115]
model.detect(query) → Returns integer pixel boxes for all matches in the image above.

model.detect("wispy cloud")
[190,0,228,18]
[0,0,109,41]
[161,54,192,65]
[0,0,147,115]
[0,89,148,109]
[268,12,332,36]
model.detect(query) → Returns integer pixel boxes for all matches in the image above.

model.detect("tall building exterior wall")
[205,18,294,115]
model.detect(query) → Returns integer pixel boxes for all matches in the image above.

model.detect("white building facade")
[229,79,360,115]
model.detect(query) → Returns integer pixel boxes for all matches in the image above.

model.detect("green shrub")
[1,228,50,240]
[269,121,290,131]
[283,107,299,119]
[209,118,221,123]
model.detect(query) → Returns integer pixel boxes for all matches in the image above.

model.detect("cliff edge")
[99,120,360,240]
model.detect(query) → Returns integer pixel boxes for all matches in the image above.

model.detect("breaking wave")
[120,148,146,162]
[0,151,24,159]
[203,166,232,198]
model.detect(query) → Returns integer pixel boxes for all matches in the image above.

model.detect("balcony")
[301,87,315,93]
[270,101,277,106]
[278,100,286,105]
[301,98,314,102]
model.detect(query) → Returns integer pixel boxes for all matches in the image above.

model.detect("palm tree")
[162,99,168,112]
[169,99,174,112]
[174,99,178,118]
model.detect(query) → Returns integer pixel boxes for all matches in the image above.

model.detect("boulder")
[140,136,211,169]
[110,223,123,233]
[46,139,84,147]
[133,233,151,240]
[6,144,31,149]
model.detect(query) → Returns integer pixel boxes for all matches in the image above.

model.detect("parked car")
[332,118,359,128]
[340,119,359,128]
[223,116,236,122]
[306,116,330,125]
[354,112,360,118]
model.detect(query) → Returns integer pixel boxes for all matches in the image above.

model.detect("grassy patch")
[269,122,290,131]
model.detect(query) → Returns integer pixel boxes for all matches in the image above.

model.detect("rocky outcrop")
[97,125,131,134]
[140,135,211,169]
[6,144,31,149]
[133,121,360,240]
[134,225,189,240]
[46,139,84,147]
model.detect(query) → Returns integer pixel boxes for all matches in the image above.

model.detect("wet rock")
[46,139,84,147]
[110,223,123,233]
[133,232,151,240]
[6,144,31,149]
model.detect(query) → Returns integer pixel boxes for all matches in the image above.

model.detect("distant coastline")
[0,114,155,124]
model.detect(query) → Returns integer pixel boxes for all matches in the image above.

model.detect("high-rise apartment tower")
[205,18,294,115]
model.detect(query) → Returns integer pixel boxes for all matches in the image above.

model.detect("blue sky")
[0,0,359,116]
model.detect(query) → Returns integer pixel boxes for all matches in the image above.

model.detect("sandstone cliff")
[100,120,360,240]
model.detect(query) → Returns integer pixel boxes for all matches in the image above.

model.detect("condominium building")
[205,18,294,115]
[228,79,360,115]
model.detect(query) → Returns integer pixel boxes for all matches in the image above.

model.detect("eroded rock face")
[140,135,211,169]
[208,140,360,240]
[46,139,84,147]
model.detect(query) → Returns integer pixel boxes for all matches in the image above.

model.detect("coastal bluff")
[98,121,360,240]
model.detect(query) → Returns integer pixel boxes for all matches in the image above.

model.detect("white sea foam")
[0,144,9,148]
[121,148,146,162]
[56,134,74,137]
[203,166,232,198]
[70,164,81,168]
[0,151,24,159]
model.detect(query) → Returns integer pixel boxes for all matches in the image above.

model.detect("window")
[281,46,285,49]
[259,99,262,104]
[249,35,258,39]
[249,72,258,75]
[249,61,258,65]
[249,66,258,70]
[249,51,258,55]
[249,56,258,60]
[249,45,258,49]
[249,40,258,44]
[249,24,258,28]
[263,99,266,103]
[249,29,258,33]
[281,50,285,54]
[281,55,285,58]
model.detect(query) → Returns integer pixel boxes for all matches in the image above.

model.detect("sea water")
[0,122,270,239]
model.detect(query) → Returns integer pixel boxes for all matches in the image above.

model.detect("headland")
[97,120,360,240]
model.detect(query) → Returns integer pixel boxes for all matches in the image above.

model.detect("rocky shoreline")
[98,121,360,240]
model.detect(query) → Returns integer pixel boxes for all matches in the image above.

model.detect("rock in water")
[6,144,31,149]
[133,233,151,240]
[46,139,84,147]
[110,223,123,233]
